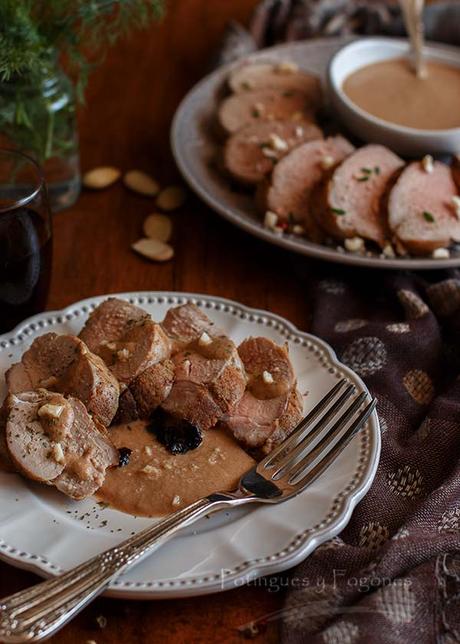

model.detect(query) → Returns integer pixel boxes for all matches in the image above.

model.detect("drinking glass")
[0,149,52,334]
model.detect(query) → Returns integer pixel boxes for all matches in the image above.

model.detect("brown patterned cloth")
[216,0,460,66]
[276,267,460,643]
[216,3,460,642]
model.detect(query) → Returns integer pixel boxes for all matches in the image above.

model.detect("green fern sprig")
[0,0,165,96]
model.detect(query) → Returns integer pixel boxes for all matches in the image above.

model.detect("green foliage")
[0,0,165,96]
[0,1,164,163]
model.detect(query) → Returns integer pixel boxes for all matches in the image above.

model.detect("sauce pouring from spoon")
[400,0,427,78]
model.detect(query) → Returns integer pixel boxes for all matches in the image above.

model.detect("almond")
[131,238,174,262]
[83,166,121,189]
[156,185,187,211]
[143,214,172,242]
[262,370,274,384]
[124,170,160,196]
[421,154,434,174]
[51,443,65,464]
[275,60,299,74]
[432,247,450,259]
[38,403,65,420]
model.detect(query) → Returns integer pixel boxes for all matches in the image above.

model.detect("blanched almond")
[124,170,160,196]
[156,185,187,211]
[143,214,172,242]
[83,166,121,189]
[131,238,174,262]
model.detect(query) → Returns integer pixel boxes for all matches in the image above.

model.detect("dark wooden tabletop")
[0,1,313,641]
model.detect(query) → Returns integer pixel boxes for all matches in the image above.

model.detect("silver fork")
[0,379,376,643]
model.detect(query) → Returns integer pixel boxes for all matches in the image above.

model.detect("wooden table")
[0,1,312,641]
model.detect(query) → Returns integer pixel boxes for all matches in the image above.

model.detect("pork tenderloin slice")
[162,336,247,431]
[223,120,323,185]
[162,304,222,351]
[6,332,80,393]
[112,387,139,425]
[54,399,119,500]
[101,319,171,385]
[314,144,404,248]
[0,402,16,472]
[261,136,354,241]
[79,298,149,355]
[223,337,303,450]
[129,359,175,419]
[7,334,120,426]
[5,390,74,482]
[223,387,303,451]
[260,388,303,455]
[223,391,289,448]
[218,89,316,135]
[162,380,223,432]
[60,345,120,426]
[238,337,294,399]
[388,160,460,255]
[228,62,322,104]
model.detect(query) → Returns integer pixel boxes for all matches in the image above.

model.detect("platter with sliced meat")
[172,36,460,269]
[0,292,379,598]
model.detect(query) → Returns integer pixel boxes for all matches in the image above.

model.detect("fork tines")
[261,378,376,488]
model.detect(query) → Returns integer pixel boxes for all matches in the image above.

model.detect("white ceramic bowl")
[328,37,460,157]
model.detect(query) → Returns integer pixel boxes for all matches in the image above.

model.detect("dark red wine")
[0,207,52,334]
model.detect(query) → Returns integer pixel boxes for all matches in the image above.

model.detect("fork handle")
[0,493,237,643]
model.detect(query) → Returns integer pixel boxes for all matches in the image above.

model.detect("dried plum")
[118,447,132,467]
[148,408,202,455]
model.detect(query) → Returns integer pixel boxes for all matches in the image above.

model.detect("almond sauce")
[342,58,460,130]
[97,420,255,517]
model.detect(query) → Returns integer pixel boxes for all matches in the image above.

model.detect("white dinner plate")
[0,292,380,599]
[171,36,460,270]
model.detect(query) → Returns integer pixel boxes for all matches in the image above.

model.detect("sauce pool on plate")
[342,58,460,130]
[97,420,255,517]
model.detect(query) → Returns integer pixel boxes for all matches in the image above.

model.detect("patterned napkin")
[217,3,460,641]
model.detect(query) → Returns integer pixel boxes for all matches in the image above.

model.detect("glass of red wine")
[0,149,52,334]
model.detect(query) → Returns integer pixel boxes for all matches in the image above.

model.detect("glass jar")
[0,56,80,211]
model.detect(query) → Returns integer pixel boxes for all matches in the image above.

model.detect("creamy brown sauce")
[97,421,256,517]
[343,58,460,130]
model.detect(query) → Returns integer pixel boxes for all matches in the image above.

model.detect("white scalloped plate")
[171,36,460,270]
[0,292,380,599]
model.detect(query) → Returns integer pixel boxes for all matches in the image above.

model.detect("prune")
[118,447,132,467]
[148,408,202,455]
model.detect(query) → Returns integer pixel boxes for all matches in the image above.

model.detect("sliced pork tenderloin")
[0,401,16,472]
[79,298,149,355]
[259,136,354,241]
[99,319,171,385]
[261,388,303,455]
[238,337,295,399]
[223,337,303,452]
[223,120,323,186]
[6,332,80,393]
[4,390,118,499]
[312,144,404,248]
[112,387,139,425]
[60,345,120,426]
[114,358,176,424]
[162,303,222,352]
[218,89,316,135]
[228,62,322,107]
[162,335,247,431]
[53,400,119,500]
[388,160,460,255]
[6,334,120,426]
[129,359,175,418]
[5,390,73,482]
